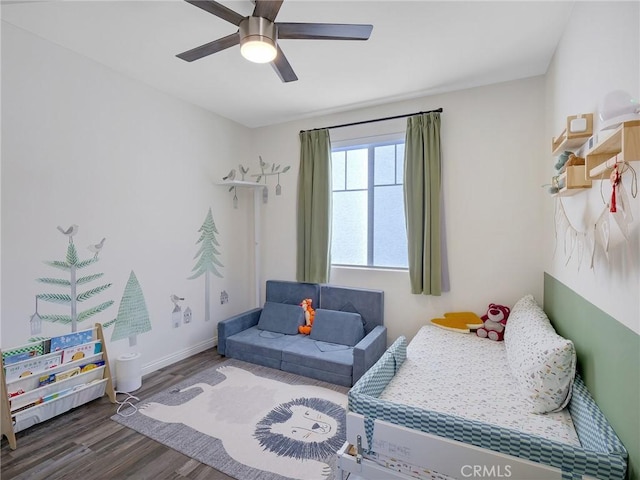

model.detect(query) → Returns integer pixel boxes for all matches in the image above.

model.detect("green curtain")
[296,129,332,283]
[404,112,442,295]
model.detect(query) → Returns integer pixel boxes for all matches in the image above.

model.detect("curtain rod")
[301,108,443,133]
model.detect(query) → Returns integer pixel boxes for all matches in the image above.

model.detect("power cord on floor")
[115,391,140,417]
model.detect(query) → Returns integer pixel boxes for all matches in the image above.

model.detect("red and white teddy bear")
[476,303,511,341]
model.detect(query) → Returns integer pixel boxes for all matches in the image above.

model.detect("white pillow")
[504,294,576,413]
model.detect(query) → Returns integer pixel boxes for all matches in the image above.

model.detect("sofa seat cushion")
[257,302,305,334]
[226,326,305,362]
[314,341,350,352]
[281,337,354,377]
[310,309,365,346]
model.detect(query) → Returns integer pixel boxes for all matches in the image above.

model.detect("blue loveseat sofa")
[217,280,387,387]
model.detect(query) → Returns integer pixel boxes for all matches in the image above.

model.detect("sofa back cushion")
[266,280,320,307]
[257,302,305,335]
[504,294,576,413]
[320,285,384,334]
[310,309,365,346]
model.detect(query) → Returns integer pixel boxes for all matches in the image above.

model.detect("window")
[331,139,408,268]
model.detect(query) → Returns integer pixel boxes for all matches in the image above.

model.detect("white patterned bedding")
[379,325,580,446]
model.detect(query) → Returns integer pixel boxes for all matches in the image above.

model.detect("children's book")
[55,366,81,382]
[2,341,45,365]
[38,373,57,387]
[7,388,25,398]
[79,360,105,373]
[3,350,39,366]
[4,353,62,382]
[61,341,102,364]
[50,330,94,352]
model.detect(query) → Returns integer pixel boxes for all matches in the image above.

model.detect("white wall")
[544,1,640,334]
[252,76,547,343]
[1,23,256,373]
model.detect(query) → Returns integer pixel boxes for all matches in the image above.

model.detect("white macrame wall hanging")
[554,161,637,271]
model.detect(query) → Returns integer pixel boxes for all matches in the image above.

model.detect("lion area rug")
[111,359,349,480]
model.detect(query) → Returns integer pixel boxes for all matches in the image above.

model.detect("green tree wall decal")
[110,271,152,347]
[36,226,113,332]
[188,207,223,322]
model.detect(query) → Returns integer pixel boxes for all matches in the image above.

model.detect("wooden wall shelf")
[552,113,594,155]
[553,165,592,196]
[586,120,640,179]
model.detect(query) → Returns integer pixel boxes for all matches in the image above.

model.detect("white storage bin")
[116,353,142,392]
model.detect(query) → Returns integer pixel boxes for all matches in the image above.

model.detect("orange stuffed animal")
[298,298,316,335]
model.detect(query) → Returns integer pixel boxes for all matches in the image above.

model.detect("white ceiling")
[1,0,575,128]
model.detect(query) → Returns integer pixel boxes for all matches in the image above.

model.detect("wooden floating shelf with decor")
[586,120,640,179]
[551,113,594,155]
[589,154,622,179]
[553,159,592,196]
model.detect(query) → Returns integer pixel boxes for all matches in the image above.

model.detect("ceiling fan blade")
[277,23,373,41]
[253,0,284,22]
[271,46,298,83]
[185,0,245,26]
[177,32,240,62]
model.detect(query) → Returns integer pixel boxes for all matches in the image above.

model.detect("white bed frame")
[336,412,596,480]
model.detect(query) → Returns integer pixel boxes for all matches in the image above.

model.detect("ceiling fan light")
[240,37,277,63]
[239,16,277,64]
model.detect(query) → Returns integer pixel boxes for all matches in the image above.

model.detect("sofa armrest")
[217,308,262,355]
[352,325,388,384]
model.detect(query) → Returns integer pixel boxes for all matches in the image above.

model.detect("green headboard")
[544,273,639,480]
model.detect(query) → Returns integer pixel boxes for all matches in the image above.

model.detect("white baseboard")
[141,336,217,376]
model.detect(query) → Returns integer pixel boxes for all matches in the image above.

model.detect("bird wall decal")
[170,294,185,307]
[239,164,249,181]
[88,237,106,258]
[259,155,270,171]
[170,293,185,320]
[57,224,79,243]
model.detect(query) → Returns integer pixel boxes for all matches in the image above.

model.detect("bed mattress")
[379,325,580,446]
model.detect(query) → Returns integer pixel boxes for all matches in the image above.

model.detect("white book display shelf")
[1,323,116,449]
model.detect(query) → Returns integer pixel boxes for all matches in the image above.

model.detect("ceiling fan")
[177,0,373,83]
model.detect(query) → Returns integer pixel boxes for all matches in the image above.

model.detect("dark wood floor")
[1,349,235,480]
